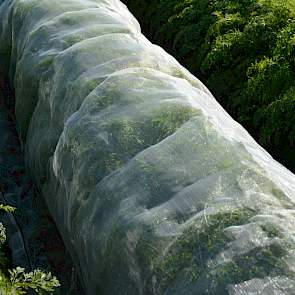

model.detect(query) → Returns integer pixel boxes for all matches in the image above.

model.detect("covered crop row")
[1,0,295,294]
[125,0,295,171]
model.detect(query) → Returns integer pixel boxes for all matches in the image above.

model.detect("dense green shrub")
[126,0,295,170]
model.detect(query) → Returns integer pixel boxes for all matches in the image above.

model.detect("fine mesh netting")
[1,0,295,294]
[0,79,83,293]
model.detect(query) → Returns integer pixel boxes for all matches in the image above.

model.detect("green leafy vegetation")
[151,209,291,293]
[152,209,254,291]
[0,267,60,295]
[126,0,295,171]
[0,203,60,294]
[0,204,16,213]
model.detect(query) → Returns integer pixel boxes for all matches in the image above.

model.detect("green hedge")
[126,0,295,171]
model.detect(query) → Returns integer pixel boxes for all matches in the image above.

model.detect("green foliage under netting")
[0,204,60,294]
[125,0,295,170]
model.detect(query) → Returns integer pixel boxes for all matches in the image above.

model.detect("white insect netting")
[0,0,295,294]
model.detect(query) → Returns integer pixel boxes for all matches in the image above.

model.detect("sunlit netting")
[1,0,295,294]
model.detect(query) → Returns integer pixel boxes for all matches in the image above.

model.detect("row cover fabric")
[1,0,295,294]
[0,80,81,294]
